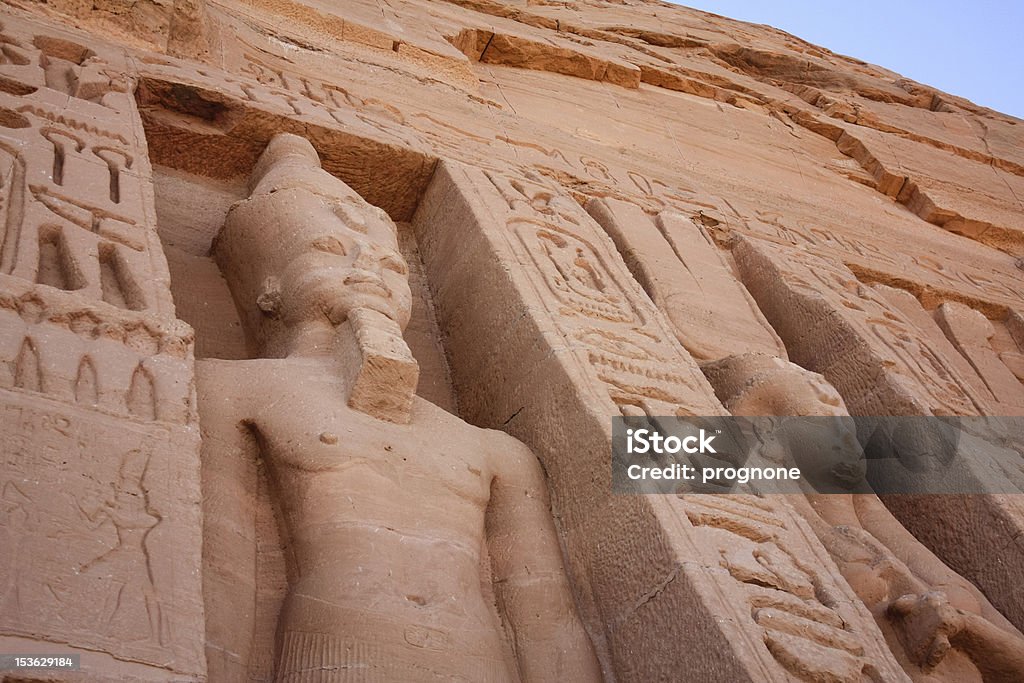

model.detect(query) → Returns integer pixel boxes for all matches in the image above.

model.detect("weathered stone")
[1,1,1022,681]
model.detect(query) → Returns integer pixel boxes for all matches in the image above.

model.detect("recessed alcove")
[146,122,458,411]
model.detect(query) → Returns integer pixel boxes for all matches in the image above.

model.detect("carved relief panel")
[0,16,172,317]
[477,168,722,418]
[412,160,906,682]
[733,235,1024,631]
[0,14,203,680]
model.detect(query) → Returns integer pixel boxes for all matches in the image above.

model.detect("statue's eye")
[381,255,407,275]
[331,202,369,234]
[311,236,347,255]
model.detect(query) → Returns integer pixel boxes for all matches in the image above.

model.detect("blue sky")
[670,2,1023,119]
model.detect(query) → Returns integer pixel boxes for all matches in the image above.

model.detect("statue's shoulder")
[408,397,541,477]
[196,358,296,416]
[479,425,544,483]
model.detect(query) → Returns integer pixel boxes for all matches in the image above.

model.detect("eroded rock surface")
[0,1,1022,681]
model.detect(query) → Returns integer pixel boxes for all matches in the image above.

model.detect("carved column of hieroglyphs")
[413,161,907,682]
[733,235,1024,632]
[0,13,204,682]
[586,196,788,362]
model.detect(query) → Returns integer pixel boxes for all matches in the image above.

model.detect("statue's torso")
[240,360,514,679]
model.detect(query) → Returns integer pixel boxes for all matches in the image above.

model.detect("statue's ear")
[256,276,282,319]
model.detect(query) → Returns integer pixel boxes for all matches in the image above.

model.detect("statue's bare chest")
[247,376,495,511]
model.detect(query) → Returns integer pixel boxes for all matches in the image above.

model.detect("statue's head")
[702,353,867,490]
[215,134,412,354]
[770,415,867,491]
[862,416,960,475]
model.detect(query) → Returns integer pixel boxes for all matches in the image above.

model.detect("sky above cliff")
[675,1,1023,119]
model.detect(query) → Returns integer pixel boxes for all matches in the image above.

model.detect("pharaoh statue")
[703,352,1024,681]
[586,198,1024,679]
[200,133,601,681]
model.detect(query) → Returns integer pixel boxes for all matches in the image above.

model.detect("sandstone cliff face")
[0,0,1022,681]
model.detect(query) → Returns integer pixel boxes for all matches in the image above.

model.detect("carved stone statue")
[583,196,1024,679]
[201,133,601,681]
[703,352,1024,681]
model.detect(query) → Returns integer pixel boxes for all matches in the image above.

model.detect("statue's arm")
[485,433,603,682]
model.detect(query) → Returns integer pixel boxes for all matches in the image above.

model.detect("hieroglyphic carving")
[239,49,411,132]
[872,284,998,408]
[680,494,889,681]
[98,241,146,310]
[0,16,172,318]
[0,17,130,110]
[0,16,202,679]
[0,94,161,305]
[481,169,717,417]
[136,46,420,152]
[413,161,906,681]
[734,237,986,417]
[233,44,506,157]
[71,449,165,646]
[0,279,195,425]
[0,397,202,676]
[74,354,98,405]
[733,235,1024,633]
[12,336,40,392]
[2,69,172,302]
[36,224,85,291]
[735,210,1024,313]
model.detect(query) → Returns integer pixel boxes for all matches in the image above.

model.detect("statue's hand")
[888,592,965,669]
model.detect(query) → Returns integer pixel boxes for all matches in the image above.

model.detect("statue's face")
[870,419,959,472]
[271,194,413,330]
[779,416,867,490]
